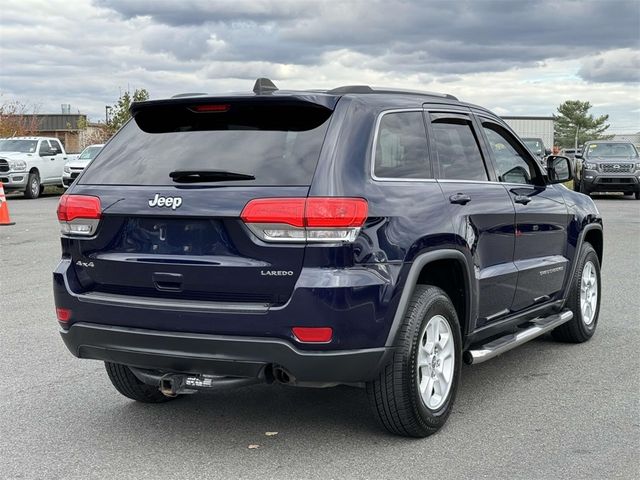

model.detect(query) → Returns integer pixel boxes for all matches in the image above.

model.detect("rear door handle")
[449,193,471,205]
[513,195,531,205]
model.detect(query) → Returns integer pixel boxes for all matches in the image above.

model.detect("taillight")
[241,197,368,243]
[57,195,101,236]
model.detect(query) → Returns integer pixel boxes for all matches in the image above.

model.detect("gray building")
[501,116,555,149]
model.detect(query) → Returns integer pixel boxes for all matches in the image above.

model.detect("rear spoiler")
[131,95,338,134]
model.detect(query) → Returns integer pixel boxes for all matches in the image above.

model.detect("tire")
[579,182,590,196]
[366,285,462,437]
[553,243,601,343]
[105,362,175,403]
[635,191,640,200]
[24,171,41,199]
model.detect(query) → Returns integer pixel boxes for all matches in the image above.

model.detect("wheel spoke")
[417,314,456,410]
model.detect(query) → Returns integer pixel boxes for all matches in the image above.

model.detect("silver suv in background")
[575,141,640,199]
[62,144,104,188]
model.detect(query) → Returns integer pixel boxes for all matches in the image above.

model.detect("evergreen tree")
[108,88,149,133]
[554,100,610,148]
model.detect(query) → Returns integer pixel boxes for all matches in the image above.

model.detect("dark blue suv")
[54,79,603,437]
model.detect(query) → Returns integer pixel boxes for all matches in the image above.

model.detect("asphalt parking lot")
[1,191,639,480]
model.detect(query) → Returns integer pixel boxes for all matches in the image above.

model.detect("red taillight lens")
[305,198,368,228]
[57,195,101,236]
[241,198,306,227]
[240,197,368,243]
[56,307,71,323]
[57,195,101,221]
[190,104,230,113]
[292,327,333,343]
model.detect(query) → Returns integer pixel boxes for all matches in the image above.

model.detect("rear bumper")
[60,322,391,383]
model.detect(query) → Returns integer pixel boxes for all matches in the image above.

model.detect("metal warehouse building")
[501,116,555,149]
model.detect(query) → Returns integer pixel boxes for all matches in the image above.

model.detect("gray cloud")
[0,0,638,130]
[95,0,640,77]
[578,49,640,83]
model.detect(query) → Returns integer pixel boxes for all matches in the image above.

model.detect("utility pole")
[574,126,580,150]
[105,106,112,125]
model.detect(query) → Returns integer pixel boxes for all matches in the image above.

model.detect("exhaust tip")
[272,366,295,385]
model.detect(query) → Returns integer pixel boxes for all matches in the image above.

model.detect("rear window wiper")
[169,170,255,183]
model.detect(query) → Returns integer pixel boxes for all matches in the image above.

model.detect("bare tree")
[0,97,39,137]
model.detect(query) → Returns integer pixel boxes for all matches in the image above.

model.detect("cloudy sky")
[1,0,639,132]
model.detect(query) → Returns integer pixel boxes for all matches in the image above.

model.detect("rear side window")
[373,111,430,179]
[80,102,332,186]
[431,118,488,181]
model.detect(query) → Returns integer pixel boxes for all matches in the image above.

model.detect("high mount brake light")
[189,104,231,113]
[241,197,368,243]
[57,195,101,236]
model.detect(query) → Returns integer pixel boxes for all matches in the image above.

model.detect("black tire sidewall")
[570,247,601,337]
[408,291,462,429]
[25,172,40,199]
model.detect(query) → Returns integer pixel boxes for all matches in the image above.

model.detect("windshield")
[0,139,38,153]
[523,139,543,153]
[81,102,332,186]
[586,142,638,158]
[79,145,102,160]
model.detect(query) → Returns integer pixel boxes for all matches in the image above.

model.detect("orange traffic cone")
[0,182,15,226]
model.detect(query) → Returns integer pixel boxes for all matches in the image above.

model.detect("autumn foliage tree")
[0,98,39,137]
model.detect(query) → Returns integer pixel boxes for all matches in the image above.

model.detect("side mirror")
[547,155,573,184]
[545,148,552,155]
[574,153,583,159]
[39,148,53,157]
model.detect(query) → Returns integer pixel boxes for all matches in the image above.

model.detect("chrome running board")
[464,310,573,365]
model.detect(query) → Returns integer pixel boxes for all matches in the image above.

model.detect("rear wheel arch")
[385,250,472,347]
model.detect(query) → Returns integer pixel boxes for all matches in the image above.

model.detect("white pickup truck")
[0,136,72,198]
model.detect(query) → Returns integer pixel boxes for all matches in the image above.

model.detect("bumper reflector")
[292,327,333,343]
[56,307,71,323]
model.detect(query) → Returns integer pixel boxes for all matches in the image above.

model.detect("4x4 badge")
[148,194,183,210]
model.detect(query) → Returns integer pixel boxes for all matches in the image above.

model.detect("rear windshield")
[80,102,332,186]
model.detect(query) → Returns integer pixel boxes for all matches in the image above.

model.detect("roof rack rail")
[327,85,458,101]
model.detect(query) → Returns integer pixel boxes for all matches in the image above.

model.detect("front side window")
[38,140,52,155]
[431,118,488,181]
[373,111,430,179]
[483,124,534,184]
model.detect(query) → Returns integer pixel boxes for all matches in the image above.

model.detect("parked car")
[560,147,582,160]
[62,144,104,188]
[0,137,69,198]
[54,79,603,437]
[575,140,640,199]
[521,137,551,165]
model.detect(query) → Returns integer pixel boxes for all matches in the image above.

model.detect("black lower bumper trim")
[61,323,391,383]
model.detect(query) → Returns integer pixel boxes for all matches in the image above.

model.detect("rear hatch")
[65,96,336,306]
